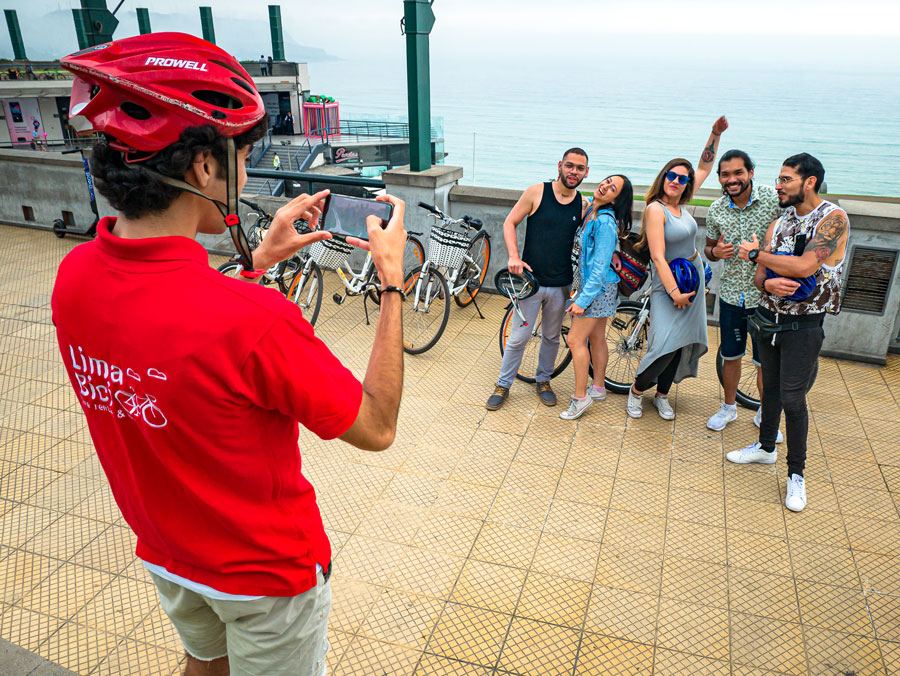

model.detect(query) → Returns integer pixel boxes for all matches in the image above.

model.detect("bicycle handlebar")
[418,201,442,215]
[239,197,263,212]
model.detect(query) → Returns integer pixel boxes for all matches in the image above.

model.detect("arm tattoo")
[808,211,847,263]
[700,140,715,164]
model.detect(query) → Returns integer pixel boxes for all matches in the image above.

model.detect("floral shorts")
[578,281,619,318]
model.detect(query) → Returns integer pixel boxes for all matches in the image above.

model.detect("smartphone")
[321,194,393,241]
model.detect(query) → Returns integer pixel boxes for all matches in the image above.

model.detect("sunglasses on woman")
[665,171,690,185]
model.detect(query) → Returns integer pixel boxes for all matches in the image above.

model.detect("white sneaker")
[707,403,738,431]
[754,408,784,443]
[785,473,807,512]
[726,441,777,465]
[560,396,593,421]
[626,389,643,418]
[589,383,607,401]
[653,395,675,420]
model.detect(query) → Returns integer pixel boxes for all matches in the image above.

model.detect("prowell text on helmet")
[144,57,209,71]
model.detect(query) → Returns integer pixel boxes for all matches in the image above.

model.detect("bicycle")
[216,199,325,324]
[402,202,491,354]
[497,276,649,393]
[330,233,426,320]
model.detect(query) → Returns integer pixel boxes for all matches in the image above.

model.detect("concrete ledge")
[382,165,463,189]
[0,638,79,676]
[0,149,85,169]
[449,184,520,208]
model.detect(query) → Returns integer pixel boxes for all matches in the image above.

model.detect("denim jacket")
[573,200,619,309]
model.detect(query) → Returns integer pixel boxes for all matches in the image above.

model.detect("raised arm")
[694,116,728,189]
[503,183,541,274]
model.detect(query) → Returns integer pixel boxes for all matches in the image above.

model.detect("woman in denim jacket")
[561,174,633,420]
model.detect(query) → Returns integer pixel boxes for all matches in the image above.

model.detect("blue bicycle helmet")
[764,252,817,302]
[704,261,712,286]
[669,258,700,295]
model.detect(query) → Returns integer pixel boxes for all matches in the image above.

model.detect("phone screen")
[322,195,392,241]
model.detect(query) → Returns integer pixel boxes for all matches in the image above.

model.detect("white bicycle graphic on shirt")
[114,390,168,428]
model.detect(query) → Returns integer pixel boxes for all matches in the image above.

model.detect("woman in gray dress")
[627,116,729,419]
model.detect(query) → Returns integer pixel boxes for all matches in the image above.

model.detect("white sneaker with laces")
[589,383,607,401]
[653,395,675,420]
[726,441,777,465]
[754,408,784,443]
[560,396,593,421]
[626,389,643,418]
[785,473,807,512]
[707,403,738,431]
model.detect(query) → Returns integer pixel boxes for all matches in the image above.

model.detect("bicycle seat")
[463,216,483,230]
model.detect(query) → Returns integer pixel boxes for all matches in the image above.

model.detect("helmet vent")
[120,101,152,121]
[231,77,255,95]
[211,59,252,84]
[193,90,243,110]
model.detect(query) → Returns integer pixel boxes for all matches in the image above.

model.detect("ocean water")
[312,57,900,197]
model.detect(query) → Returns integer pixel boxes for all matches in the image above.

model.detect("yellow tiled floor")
[2,225,900,675]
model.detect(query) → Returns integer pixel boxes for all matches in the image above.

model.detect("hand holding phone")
[321,194,394,242]
[347,195,406,288]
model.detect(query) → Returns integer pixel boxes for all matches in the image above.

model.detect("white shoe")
[726,441,777,465]
[785,473,807,512]
[589,383,607,401]
[653,395,675,420]
[707,403,738,431]
[560,396,593,421]
[626,389,643,418]
[754,408,784,443]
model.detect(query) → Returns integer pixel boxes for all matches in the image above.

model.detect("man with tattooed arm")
[726,154,849,512]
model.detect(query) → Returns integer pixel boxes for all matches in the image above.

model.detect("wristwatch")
[748,248,760,263]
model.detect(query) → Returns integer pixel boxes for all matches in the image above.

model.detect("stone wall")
[2,151,899,363]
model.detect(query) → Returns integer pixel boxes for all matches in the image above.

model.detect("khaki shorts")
[149,568,332,676]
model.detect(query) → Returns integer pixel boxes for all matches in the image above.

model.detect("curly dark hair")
[90,116,268,219]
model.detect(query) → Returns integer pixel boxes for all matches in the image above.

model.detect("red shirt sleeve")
[239,307,363,440]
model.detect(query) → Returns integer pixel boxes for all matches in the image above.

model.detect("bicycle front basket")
[428,227,469,269]
[308,238,354,270]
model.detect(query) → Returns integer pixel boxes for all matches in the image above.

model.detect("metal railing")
[305,119,442,144]
[248,130,273,168]
[247,168,384,196]
[0,136,95,151]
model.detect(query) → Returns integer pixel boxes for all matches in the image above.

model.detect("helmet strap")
[137,137,254,270]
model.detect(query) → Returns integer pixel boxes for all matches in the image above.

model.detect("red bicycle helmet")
[60,32,264,154]
[60,33,267,271]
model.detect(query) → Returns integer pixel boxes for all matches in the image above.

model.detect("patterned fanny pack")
[617,233,651,296]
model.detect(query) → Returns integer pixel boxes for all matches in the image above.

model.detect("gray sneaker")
[537,381,557,406]
[486,385,509,411]
[626,388,643,418]
[560,396,592,420]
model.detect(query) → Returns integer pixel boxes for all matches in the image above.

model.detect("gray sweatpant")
[497,286,567,388]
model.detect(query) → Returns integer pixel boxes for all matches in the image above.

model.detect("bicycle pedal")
[332,293,345,305]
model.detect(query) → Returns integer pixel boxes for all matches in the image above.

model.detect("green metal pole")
[4,10,27,60]
[136,8,151,35]
[199,7,215,44]
[72,9,91,50]
[403,0,435,172]
[268,6,285,61]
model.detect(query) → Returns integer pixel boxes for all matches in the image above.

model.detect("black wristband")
[379,285,406,299]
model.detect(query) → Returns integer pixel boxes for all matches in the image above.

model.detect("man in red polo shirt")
[51,33,406,676]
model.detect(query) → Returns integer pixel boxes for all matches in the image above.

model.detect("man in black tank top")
[486,148,589,411]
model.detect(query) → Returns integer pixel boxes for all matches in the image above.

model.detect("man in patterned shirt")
[704,150,784,435]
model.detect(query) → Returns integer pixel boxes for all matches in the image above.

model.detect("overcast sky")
[2,0,899,67]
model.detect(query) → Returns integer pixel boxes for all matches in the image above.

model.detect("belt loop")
[791,321,799,330]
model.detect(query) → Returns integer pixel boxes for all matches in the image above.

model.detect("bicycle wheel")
[454,232,491,308]
[288,260,324,326]
[403,265,450,354]
[216,261,243,278]
[498,304,572,383]
[604,300,650,394]
[405,236,426,277]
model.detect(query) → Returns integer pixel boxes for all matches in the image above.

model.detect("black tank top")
[521,182,583,287]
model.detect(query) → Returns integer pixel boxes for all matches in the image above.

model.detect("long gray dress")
[635,203,708,384]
